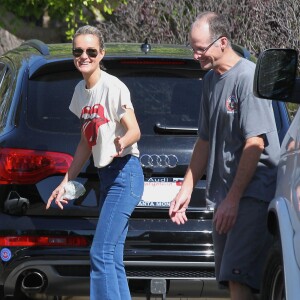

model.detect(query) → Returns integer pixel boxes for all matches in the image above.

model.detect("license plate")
[137,178,183,207]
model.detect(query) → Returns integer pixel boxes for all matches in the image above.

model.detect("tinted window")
[27,69,203,134]
[27,71,82,133]
[0,63,13,132]
[122,74,202,134]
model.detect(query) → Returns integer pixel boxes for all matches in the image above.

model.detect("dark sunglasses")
[72,48,99,58]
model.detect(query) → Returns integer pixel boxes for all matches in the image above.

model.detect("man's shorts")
[212,197,273,292]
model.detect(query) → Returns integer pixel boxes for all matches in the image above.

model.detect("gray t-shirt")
[198,58,280,206]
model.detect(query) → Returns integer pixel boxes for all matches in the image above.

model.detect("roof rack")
[21,39,50,56]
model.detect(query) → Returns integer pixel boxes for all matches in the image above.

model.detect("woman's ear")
[99,49,105,60]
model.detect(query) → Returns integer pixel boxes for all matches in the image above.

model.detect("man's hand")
[213,197,239,234]
[169,189,191,225]
[213,135,264,234]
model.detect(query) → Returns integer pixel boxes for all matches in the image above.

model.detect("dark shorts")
[212,197,273,292]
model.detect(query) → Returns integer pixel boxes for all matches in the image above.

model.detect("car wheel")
[261,240,286,300]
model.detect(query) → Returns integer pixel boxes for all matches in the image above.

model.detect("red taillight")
[0,236,88,247]
[0,148,73,184]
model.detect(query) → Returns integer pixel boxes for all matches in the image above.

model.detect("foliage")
[0,0,126,40]
[1,0,299,116]
[98,0,300,72]
[96,0,299,115]
[2,0,299,60]
[1,0,299,74]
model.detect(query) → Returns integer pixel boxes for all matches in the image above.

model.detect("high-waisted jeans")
[90,155,144,300]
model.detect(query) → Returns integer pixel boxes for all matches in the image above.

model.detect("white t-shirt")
[69,71,139,168]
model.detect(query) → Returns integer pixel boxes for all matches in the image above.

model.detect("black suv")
[0,40,290,299]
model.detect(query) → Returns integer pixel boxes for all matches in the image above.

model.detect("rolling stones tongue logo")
[80,104,109,147]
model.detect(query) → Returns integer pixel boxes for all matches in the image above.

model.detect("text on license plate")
[137,178,183,207]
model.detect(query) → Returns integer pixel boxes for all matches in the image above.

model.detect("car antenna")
[141,38,151,54]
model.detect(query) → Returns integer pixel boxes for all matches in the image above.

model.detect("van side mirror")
[253,49,299,103]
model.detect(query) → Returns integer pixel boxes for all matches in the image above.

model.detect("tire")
[261,240,286,300]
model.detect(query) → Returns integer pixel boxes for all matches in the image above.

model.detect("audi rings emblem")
[140,154,178,168]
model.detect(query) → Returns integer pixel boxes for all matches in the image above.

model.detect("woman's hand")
[46,184,68,210]
[113,135,125,157]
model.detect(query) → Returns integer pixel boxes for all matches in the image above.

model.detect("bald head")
[190,11,231,46]
[188,12,239,74]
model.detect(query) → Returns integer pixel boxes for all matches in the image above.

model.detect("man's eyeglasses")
[72,48,99,58]
[188,36,225,55]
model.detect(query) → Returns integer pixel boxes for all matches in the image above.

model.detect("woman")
[46,25,144,300]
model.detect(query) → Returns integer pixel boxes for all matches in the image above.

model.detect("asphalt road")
[61,295,229,300]
[34,294,230,300]
[34,293,230,300]
[58,281,230,300]
[61,297,229,300]
[32,292,230,299]
[32,280,230,299]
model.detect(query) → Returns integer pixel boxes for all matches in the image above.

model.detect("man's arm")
[169,138,209,224]
[213,135,265,234]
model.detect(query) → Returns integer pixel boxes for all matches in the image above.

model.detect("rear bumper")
[3,259,219,297]
[0,214,215,297]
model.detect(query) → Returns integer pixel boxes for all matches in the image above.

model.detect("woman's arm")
[46,132,92,209]
[113,108,141,156]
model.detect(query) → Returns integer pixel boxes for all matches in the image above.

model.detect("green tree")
[1,0,126,40]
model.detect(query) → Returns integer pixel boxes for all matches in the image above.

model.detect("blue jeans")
[90,155,144,300]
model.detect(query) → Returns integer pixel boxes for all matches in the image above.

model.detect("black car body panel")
[0,41,290,298]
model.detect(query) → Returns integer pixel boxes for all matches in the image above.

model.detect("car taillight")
[0,236,88,247]
[0,148,73,184]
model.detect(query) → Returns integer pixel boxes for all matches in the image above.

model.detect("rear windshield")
[27,69,203,134]
[122,74,202,133]
[27,71,82,133]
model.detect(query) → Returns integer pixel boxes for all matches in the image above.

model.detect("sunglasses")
[72,48,99,58]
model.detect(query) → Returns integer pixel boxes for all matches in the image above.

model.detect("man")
[169,12,280,300]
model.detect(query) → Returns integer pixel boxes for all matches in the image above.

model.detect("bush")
[97,0,300,73]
